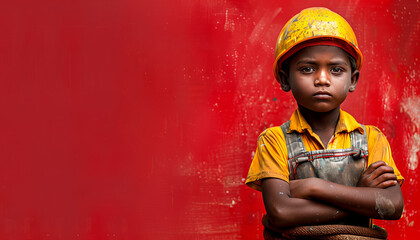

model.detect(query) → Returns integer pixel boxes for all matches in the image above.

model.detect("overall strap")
[281,122,369,159]
[349,124,369,158]
[280,121,307,159]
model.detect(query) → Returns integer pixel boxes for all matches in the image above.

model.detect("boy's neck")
[298,105,340,132]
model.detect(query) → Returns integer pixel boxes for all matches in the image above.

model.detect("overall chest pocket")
[288,149,367,187]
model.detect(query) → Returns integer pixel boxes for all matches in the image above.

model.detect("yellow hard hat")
[273,7,363,81]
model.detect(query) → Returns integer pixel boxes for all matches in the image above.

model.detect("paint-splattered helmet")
[273,7,363,81]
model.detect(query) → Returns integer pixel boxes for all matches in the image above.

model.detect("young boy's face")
[281,45,359,113]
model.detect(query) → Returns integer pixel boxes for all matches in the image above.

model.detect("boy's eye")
[331,67,344,74]
[300,67,315,74]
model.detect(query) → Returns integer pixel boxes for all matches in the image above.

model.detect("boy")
[245,7,404,239]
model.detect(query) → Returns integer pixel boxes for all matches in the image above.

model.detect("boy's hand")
[357,161,398,188]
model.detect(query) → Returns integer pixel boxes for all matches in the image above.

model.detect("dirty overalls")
[281,120,370,227]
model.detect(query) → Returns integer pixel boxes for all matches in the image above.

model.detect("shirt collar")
[288,109,364,134]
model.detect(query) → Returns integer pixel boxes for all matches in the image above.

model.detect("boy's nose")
[314,68,331,86]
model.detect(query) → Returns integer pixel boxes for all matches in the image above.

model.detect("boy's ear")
[278,70,291,92]
[349,70,359,92]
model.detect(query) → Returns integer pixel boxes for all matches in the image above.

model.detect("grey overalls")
[280,120,370,227]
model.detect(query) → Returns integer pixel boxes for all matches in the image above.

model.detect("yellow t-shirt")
[246,109,404,191]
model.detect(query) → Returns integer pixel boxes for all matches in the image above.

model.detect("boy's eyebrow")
[296,59,349,66]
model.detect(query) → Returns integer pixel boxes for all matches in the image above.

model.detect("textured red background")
[0,0,419,239]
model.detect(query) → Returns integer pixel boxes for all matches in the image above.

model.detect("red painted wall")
[0,0,419,239]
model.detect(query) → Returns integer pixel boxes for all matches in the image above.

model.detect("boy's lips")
[313,91,332,98]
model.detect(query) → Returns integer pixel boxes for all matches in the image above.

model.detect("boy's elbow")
[387,202,404,220]
[376,193,404,220]
[266,207,292,228]
[390,196,404,220]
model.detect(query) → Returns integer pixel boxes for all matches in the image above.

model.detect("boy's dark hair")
[280,53,358,76]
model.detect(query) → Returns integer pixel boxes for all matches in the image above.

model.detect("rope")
[263,224,388,240]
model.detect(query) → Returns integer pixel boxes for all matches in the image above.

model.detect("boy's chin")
[298,104,341,113]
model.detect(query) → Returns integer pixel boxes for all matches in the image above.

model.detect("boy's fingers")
[359,162,396,188]
[370,173,397,187]
[368,173,397,188]
[376,173,397,182]
[369,165,395,180]
[364,161,387,174]
[376,180,398,189]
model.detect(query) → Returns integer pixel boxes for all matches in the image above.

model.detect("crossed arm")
[261,161,404,229]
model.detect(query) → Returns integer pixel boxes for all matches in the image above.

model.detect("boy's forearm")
[262,178,351,228]
[264,195,350,228]
[309,179,404,219]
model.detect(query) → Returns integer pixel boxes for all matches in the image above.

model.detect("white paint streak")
[224,8,237,32]
[380,71,391,111]
[401,97,420,127]
[224,9,230,31]
[248,8,282,44]
[409,133,420,170]
[401,97,420,170]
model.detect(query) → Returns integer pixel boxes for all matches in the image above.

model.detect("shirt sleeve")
[366,125,404,186]
[245,127,290,191]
